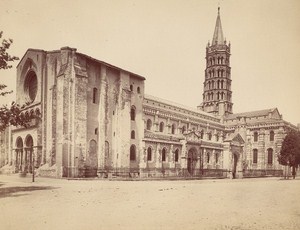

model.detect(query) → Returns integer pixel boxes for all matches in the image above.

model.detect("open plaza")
[0,175,299,230]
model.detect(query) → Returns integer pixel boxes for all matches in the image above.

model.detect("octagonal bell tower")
[199,7,233,117]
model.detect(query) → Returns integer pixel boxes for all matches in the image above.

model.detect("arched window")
[131,106,136,121]
[95,128,98,135]
[206,152,210,163]
[162,148,166,162]
[208,132,212,141]
[159,122,164,132]
[216,134,219,142]
[137,86,140,94]
[254,132,258,142]
[200,131,204,139]
[270,131,275,141]
[146,119,152,130]
[253,149,258,164]
[130,84,133,91]
[93,88,97,103]
[267,148,273,164]
[215,152,219,163]
[182,126,186,134]
[131,130,135,139]
[171,124,176,134]
[174,149,179,162]
[130,145,136,161]
[147,147,152,161]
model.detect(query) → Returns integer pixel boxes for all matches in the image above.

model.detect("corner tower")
[199,8,233,117]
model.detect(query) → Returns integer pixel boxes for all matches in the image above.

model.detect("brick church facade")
[0,8,298,178]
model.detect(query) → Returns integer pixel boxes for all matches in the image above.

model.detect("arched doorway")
[86,140,98,177]
[232,153,238,179]
[25,135,33,173]
[187,148,197,176]
[15,137,23,172]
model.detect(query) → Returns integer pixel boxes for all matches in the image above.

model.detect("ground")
[0,175,299,230]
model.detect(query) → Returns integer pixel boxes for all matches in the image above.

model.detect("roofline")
[16,48,146,81]
[16,48,48,68]
[77,52,145,80]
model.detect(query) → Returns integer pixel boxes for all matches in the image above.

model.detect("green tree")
[278,130,300,179]
[0,31,34,131]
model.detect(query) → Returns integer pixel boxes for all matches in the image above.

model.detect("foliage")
[278,130,300,167]
[0,31,36,132]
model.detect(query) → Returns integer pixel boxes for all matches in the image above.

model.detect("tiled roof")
[144,94,218,120]
[225,108,277,120]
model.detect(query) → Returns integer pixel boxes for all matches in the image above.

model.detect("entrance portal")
[232,153,238,179]
[187,148,197,175]
[86,140,98,177]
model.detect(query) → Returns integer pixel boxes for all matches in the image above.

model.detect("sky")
[0,0,300,125]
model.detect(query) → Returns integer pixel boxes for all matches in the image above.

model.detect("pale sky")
[0,0,300,125]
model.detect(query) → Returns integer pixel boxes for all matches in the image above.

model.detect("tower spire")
[212,7,224,45]
[199,8,232,117]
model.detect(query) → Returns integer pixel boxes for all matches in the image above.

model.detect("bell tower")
[199,7,233,117]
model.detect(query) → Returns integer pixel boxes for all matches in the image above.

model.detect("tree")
[0,31,35,132]
[278,130,300,179]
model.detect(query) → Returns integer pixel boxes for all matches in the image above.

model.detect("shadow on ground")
[0,185,58,198]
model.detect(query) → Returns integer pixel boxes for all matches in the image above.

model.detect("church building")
[0,8,298,178]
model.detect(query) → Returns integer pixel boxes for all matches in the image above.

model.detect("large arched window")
[147,147,152,161]
[254,132,258,142]
[131,130,135,139]
[270,131,275,141]
[131,106,136,121]
[130,84,133,91]
[162,148,166,162]
[171,124,176,134]
[137,87,141,94]
[253,149,258,164]
[174,149,179,162]
[267,148,273,164]
[24,70,38,103]
[146,119,152,130]
[130,145,136,161]
[159,122,164,132]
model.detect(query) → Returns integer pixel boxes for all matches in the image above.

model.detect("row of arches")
[130,84,141,94]
[204,91,231,101]
[146,119,223,141]
[145,147,180,162]
[18,108,40,120]
[207,68,230,78]
[252,148,274,164]
[15,135,34,173]
[206,79,230,90]
[253,130,275,142]
[207,56,229,66]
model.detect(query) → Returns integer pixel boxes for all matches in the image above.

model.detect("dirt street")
[0,175,299,230]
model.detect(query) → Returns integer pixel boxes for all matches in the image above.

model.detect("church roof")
[212,7,225,45]
[225,108,278,120]
[144,94,221,123]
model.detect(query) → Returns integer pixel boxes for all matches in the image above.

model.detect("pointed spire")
[212,7,224,45]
